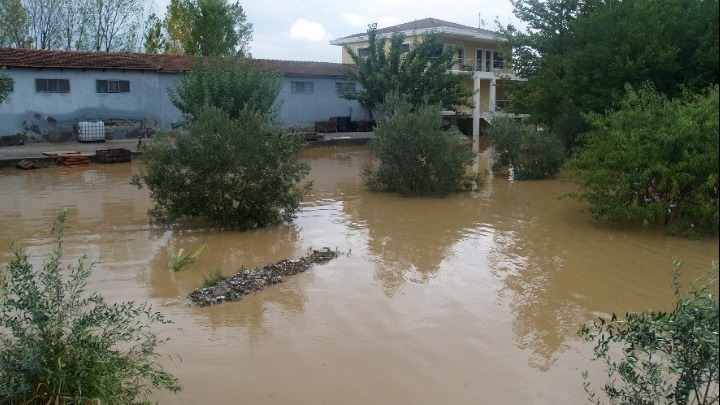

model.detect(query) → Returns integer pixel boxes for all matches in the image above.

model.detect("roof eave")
[330,26,497,46]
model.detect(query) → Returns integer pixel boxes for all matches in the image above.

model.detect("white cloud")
[377,16,399,29]
[289,19,329,42]
[341,13,368,28]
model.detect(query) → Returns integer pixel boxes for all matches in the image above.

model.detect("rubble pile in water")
[188,248,337,306]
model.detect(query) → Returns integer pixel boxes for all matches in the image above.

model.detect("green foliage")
[0,0,30,48]
[201,267,225,288]
[499,0,719,125]
[568,85,719,235]
[164,0,252,56]
[363,94,479,196]
[168,56,282,120]
[488,116,565,180]
[143,13,166,54]
[0,67,12,104]
[344,23,472,114]
[167,242,206,271]
[132,105,310,230]
[580,259,719,405]
[551,97,591,154]
[0,209,181,404]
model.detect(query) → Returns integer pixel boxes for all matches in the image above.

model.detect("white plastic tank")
[78,121,105,142]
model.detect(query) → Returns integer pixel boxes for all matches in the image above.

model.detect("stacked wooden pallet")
[96,148,131,163]
[314,120,336,133]
[43,151,92,167]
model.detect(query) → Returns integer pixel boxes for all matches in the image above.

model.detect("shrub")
[488,116,565,180]
[168,56,282,120]
[551,97,591,155]
[567,85,719,235]
[363,95,479,196]
[0,209,181,404]
[132,105,310,230]
[580,260,719,404]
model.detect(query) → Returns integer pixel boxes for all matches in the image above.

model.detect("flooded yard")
[0,144,717,404]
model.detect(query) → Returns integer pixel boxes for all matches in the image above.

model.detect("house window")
[401,43,410,53]
[476,49,483,70]
[335,82,356,94]
[457,47,465,65]
[291,81,313,94]
[96,79,130,93]
[492,51,505,69]
[35,78,70,93]
[357,47,370,58]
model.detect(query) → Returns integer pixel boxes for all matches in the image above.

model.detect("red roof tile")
[0,48,354,77]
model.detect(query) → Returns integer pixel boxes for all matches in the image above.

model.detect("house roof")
[330,17,497,45]
[0,48,355,77]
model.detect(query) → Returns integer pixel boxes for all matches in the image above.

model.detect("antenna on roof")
[478,13,486,28]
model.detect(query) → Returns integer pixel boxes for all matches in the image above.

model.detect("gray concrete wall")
[0,68,368,144]
[274,76,369,129]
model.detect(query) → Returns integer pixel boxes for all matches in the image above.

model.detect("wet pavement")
[0,132,373,168]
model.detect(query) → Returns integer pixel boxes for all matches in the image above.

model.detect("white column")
[473,73,481,139]
[489,78,497,113]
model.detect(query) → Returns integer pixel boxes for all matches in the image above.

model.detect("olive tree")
[488,116,565,180]
[580,260,719,404]
[132,106,309,230]
[0,209,181,403]
[568,85,719,235]
[168,56,281,121]
[0,67,12,104]
[363,94,479,196]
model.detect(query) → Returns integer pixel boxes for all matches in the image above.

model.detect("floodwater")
[0,144,717,404]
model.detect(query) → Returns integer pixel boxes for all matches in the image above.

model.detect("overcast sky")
[152,0,519,63]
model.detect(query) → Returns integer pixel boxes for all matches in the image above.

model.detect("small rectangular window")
[358,47,370,58]
[335,82,356,94]
[36,78,70,93]
[291,81,313,94]
[96,79,130,93]
[401,43,410,53]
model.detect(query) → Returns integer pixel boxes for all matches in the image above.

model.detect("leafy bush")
[567,85,719,235]
[132,105,310,230]
[580,260,719,405]
[363,95,479,196]
[0,209,181,404]
[488,116,565,180]
[168,56,282,120]
[551,97,591,154]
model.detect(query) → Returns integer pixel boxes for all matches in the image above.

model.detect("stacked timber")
[314,120,336,133]
[96,148,131,163]
[55,153,90,167]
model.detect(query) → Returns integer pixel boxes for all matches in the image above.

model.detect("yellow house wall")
[339,35,504,68]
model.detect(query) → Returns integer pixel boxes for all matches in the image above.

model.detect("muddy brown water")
[0,144,717,404]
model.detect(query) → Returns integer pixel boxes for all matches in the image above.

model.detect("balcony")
[449,59,513,75]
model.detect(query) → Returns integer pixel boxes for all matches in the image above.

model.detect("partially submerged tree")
[580,259,719,405]
[132,106,310,230]
[164,0,252,56]
[488,116,565,180]
[0,209,181,403]
[344,23,472,115]
[168,57,281,120]
[568,85,719,236]
[363,94,479,196]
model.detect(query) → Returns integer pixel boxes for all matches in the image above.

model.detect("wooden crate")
[96,148,131,163]
[314,121,336,133]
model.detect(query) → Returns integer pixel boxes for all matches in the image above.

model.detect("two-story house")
[330,18,524,138]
